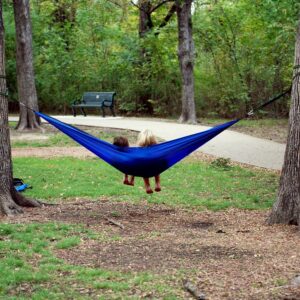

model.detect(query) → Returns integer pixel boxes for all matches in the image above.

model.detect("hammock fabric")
[35,112,239,178]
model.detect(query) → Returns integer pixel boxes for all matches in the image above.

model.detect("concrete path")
[10,115,286,170]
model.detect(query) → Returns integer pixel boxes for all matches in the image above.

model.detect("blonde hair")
[137,129,157,147]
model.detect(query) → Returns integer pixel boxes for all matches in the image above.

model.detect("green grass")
[13,156,279,210]
[9,121,17,128]
[3,154,280,299]
[11,133,77,148]
[11,128,138,148]
[0,222,185,299]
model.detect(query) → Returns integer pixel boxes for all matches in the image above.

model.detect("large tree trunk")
[268,20,300,226]
[176,0,196,124]
[13,0,40,131]
[0,0,41,216]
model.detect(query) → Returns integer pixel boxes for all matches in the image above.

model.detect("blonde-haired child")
[113,136,135,186]
[137,129,161,194]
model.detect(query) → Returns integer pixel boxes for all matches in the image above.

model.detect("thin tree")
[268,19,300,226]
[176,0,196,123]
[0,0,41,216]
[13,0,40,130]
[131,0,176,113]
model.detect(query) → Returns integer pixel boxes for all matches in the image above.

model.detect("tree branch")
[106,0,123,8]
[150,0,173,13]
[130,0,146,12]
[157,3,176,31]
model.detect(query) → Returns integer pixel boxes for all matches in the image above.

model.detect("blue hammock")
[35,112,239,178]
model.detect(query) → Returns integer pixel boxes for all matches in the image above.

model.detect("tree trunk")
[176,0,196,124]
[268,20,300,226]
[138,0,152,38]
[0,0,41,216]
[13,0,40,131]
[137,0,154,114]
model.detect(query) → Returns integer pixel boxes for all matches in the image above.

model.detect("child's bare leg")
[123,174,130,185]
[154,175,161,192]
[129,176,135,186]
[143,178,153,194]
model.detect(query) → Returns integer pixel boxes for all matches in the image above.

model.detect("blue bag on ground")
[13,178,31,192]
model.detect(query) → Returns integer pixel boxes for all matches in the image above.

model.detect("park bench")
[71,92,116,117]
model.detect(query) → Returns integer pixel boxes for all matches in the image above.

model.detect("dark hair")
[113,136,129,147]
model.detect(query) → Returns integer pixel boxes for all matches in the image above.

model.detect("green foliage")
[3,0,298,117]
[193,0,298,117]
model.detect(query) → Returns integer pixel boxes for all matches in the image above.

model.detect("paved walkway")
[10,115,286,170]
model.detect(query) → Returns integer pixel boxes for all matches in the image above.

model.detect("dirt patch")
[10,123,139,142]
[232,125,287,144]
[3,199,300,299]
[12,146,93,158]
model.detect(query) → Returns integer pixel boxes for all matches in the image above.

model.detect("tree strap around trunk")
[19,102,36,112]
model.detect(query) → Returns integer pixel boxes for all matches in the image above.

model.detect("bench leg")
[101,107,105,118]
[110,107,116,117]
[72,107,77,117]
[81,108,87,116]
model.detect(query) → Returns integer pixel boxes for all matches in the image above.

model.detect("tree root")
[12,190,42,208]
[12,189,57,207]
[0,195,23,216]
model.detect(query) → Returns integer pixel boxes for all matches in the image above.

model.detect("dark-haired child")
[113,136,135,186]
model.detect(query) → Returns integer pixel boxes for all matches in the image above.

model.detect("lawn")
[2,124,299,299]
[13,156,278,210]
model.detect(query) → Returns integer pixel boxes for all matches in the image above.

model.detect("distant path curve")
[9,115,286,170]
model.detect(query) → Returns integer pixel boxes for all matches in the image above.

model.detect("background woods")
[3,0,300,118]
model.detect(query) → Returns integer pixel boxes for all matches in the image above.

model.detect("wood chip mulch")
[2,199,300,299]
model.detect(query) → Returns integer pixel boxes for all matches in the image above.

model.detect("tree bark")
[135,0,176,114]
[0,0,41,216]
[176,0,197,124]
[268,19,300,226]
[13,0,40,131]
[138,0,153,38]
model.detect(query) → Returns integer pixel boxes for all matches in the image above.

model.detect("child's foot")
[129,181,135,186]
[123,180,131,185]
[155,187,161,192]
[146,188,153,194]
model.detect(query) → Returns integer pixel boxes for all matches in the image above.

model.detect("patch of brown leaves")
[3,199,300,299]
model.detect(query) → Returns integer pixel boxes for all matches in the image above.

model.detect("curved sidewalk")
[10,115,286,170]
[54,115,286,170]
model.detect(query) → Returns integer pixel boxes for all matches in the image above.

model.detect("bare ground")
[2,199,300,299]
[6,125,296,299]
[230,123,288,144]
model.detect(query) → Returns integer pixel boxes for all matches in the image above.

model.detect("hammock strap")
[245,87,291,118]
[19,102,37,112]
[245,66,300,118]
